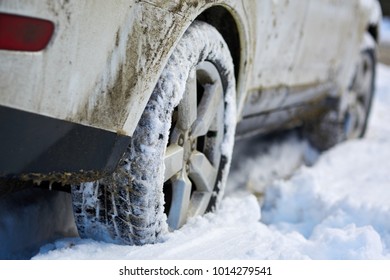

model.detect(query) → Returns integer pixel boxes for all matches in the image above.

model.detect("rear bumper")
[0,105,130,184]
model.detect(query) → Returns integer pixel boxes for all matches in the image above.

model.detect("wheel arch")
[365,0,382,43]
[194,4,249,122]
[120,2,249,136]
[196,6,242,82]
[367,23,380,43]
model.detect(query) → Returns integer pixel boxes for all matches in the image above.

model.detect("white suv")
[0,0,381,245]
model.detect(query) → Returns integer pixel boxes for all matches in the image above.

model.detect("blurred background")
[379,0,390,65]
[379,0,389,16]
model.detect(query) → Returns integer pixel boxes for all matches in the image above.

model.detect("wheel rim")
[163,61,225,230]
[345,51,374,139]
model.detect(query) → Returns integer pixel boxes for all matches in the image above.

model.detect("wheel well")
[368,24,379,43]
[196,6,241,81]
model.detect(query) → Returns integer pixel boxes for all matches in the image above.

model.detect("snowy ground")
[29,63,390,260]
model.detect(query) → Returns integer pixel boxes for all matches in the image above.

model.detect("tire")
[71,21,237,245]
[305,35,376,151]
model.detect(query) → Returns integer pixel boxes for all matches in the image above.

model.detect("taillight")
[0,13,54,52]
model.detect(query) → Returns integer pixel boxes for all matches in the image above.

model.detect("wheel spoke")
[191,62,224,138]
[178,68,197,131]
[189,151,217,192]
[205,100,225,165]
[191,82,223,138]
[354,54,373,102]
[359,71,372,97]
[167,173,192,230]
[164,144,184,182]
[188,191,212,218]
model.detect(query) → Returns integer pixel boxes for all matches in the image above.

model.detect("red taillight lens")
[0,13,54,52]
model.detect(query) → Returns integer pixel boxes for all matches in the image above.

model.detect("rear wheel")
[164,60,229,230]
[71,21,236,245]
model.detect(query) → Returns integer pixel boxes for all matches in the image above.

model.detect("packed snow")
[28,63,390,260]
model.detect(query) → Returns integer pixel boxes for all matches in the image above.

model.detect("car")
[0,0,381,245]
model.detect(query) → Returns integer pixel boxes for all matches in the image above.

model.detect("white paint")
[0,0,377,136]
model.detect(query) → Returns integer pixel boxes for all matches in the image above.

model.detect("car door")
[290,0,364,90]
[243,0,311,116]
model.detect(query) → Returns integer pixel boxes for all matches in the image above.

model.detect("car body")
[0,0,381,244]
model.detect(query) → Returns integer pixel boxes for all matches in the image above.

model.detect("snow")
[30,64,390,260]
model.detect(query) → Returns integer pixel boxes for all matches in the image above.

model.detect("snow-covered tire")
[304,35,376,151]
[71,21,236,245]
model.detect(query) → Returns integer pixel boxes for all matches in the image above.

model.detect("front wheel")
[305,38,376,151]
[71,21,236,245]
